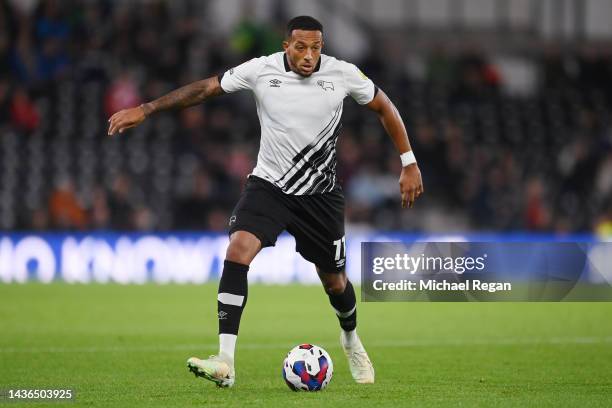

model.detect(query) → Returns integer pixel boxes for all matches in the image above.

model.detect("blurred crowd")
[1,0,611,235]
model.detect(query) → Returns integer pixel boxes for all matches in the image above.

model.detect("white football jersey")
[220,52,376,195]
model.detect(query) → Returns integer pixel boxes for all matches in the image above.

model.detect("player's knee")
[225,242,254,265]
[226,232,261,265]
[323,277,347,296]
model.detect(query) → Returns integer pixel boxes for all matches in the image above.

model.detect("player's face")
[283,30,323,77]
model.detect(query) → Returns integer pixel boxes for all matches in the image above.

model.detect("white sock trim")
[219,333,237,363]
[342,328,359,346]
[334,305,356,318]
[218,292,245,307]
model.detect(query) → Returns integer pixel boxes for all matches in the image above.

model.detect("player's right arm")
[342,61,424,208]
[107,75,224,136]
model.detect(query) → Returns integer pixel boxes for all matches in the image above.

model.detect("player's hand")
[399,164,424,208]
[107,106,146,136]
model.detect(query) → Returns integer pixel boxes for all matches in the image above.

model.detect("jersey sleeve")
[219,57,265,93]
[343,62,376,105]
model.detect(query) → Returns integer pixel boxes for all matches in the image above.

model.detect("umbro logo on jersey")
[269,79,282,87]
[317,80,334,91]
[228,215,236,226]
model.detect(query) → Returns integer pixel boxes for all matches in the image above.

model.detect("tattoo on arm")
[141,76,224,116]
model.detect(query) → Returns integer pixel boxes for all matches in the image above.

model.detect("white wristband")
[400,151,416,167]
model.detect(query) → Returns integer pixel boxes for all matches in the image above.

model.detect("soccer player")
[107,16,423,387]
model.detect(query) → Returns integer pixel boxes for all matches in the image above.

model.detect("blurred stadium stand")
[0,0,611,235]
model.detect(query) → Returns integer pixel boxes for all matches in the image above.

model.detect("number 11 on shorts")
[333,236,346,261]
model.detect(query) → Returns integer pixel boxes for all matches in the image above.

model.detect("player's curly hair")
[287,16,323,37]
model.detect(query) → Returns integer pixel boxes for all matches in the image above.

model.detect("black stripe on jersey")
[306,144,339,194]
[282,121,341,192]
[289,103,341,165]
[305,150,338,194]
[289,127,341,194]
[274,104,343,185]
[302,160,334,194]
[281,124,340,193]
[303,173,327,194]
[284,122,342,194]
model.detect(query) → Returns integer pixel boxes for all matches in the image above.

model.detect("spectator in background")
[132,205,155,231]
[48,177,87,230]
[174,168,215,230]
[104,72,141,119]
[177,106,207,156]
[0,78,11,124]
[426,45,455,85]
[10,15,38,85]
[231,3,283,59]
[336,130,361,186]
[90,186,110,230]
[225,145,254,182]
[34,0,71,82]
[524,177,551,231]
[540,45,574,89]
[63,1,112,84]
[0,0,15,78]
[107,173,134,230]
[452,49,502,103]
[9,86,39,131]
[30,207,49,230]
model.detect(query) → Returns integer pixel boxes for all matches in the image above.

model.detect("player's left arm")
[366,89,424,208]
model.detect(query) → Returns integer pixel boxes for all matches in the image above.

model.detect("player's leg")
[188,231,261,387]
[287,189,374,383]
[217,230,261,361]
[316,267,356,333]
[316,266,374,384]
[188,176,289,387]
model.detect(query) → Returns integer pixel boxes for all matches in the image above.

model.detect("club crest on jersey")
[269,79,282,87]
[317,80,334,91]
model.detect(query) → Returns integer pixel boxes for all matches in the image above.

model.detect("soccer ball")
[282,343,333,391]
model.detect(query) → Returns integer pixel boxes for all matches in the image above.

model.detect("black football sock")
[217,260,249,336]
[328,279,357,332]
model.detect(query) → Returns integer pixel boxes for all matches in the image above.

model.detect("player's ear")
[282,40,289,51]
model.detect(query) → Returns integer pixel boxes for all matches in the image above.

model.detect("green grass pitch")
[1,283,611,407]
